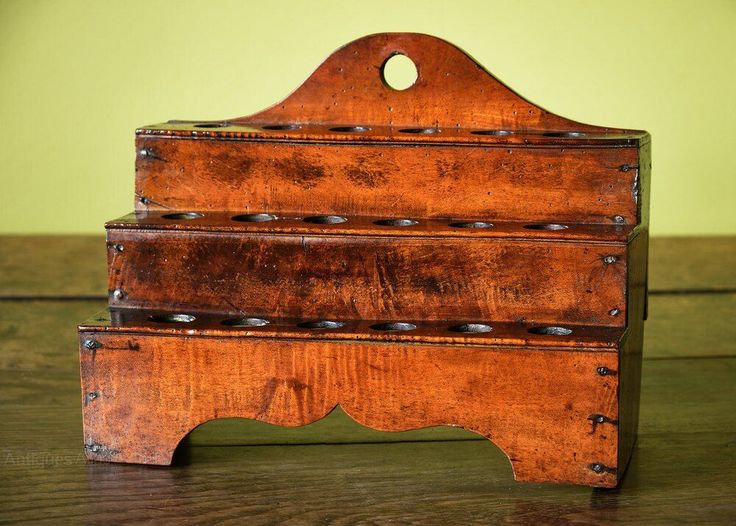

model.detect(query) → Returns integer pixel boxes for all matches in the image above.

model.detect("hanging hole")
[161,212,204,220]
[524,223,568,231]
[329,126,371,133]
[381,53,418,91]
[370,322,417,331]
[262,124,302,131]
[222,317,270,327]
[232,213,277,222]
[529,326,573,336]
[374,218,418,227]
[194,122,231,128]
[399,127,440,134]
[297,320,345,330]
[449,323,493,333]
[471,130,514,136]
[148,313,196,323]
[543,131,586,138]
[304,215,347,225]
[449,221,493,229]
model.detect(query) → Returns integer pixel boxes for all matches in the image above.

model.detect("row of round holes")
[147,314,573,336]
[159,212,568,231]
[192,122,586,138]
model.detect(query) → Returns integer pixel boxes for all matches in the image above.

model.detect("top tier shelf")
[138,122,648,148]
[133,33,650,227]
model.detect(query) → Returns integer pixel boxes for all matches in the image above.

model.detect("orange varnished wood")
[134,138,642,224]
[106,229,630,326]
[82,309,625,349]
[79,32,649,488]
[79,330,620,487]
[108,211,638,241]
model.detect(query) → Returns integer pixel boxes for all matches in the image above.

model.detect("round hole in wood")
[297,320,345,329]
[543,131,586,138]
[471,130,514,136]
[529,326,573,336]
[374,218,418,227]
[262,124,302,131]
[449,221,493,228]
[449,323,493,333]
[370,322,417,331]
[232,213,278,222]
[161,212,204,220]
[381,53,418,91]
[194,122,230,128]
[303,215,348,224]
[399,127,440,134]
[524,223,569,231]
[329,126,371,133]
[222,317,270,327]
[148,313,196,323]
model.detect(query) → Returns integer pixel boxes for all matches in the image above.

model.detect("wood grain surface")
[106,228,630,325]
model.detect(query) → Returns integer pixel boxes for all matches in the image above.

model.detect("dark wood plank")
[649,236,736,292]
[645,293,736,359]
[1,358,734,523]
[2,236,734,298]
[0,433,734,525]
[0,236,106,298]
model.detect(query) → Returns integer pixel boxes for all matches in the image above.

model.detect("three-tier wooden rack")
[78,33,650,488]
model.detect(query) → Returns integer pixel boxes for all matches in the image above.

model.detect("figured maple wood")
[79,331,621,487]
[106,229,629,326]
[134,137,642,224]
[108,212,638,241]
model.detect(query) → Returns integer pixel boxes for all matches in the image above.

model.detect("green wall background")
[1,0,734,235]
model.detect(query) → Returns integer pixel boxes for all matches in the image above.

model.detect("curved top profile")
[234,32,628,132]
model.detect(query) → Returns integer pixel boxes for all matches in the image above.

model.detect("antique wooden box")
[78,33,650,488]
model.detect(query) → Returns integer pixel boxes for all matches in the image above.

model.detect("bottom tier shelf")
[78,309,635,488]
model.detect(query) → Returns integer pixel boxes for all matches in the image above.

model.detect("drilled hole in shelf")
[329,126,371,133]
[297,320,345,330]
[304,215,348,224]
[381,53,418,91]
[262,124,302,131]
[449,323,493,333]
[450,221,493,229]
[543,131,586,138]
[148,313,196,323]
[374,218,418,227]
[529,326,573,336]
[524,223,568,231]
[232,213,277,222]
[161,212,204,220]
[471,130,514,136]
[399,127,440,134]
[370,322,417,331]
[222,317,270,327]
[194,122,231,128]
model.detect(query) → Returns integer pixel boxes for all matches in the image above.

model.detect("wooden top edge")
[79,308,625,351]
[136,122,649,147]
[105,212,637,243]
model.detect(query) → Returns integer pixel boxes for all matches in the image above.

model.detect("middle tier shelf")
[106,212,635,326]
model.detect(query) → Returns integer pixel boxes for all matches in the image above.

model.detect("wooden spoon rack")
[78,33,650,488]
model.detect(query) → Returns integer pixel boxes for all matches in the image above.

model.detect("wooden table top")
[1,235,734,524]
